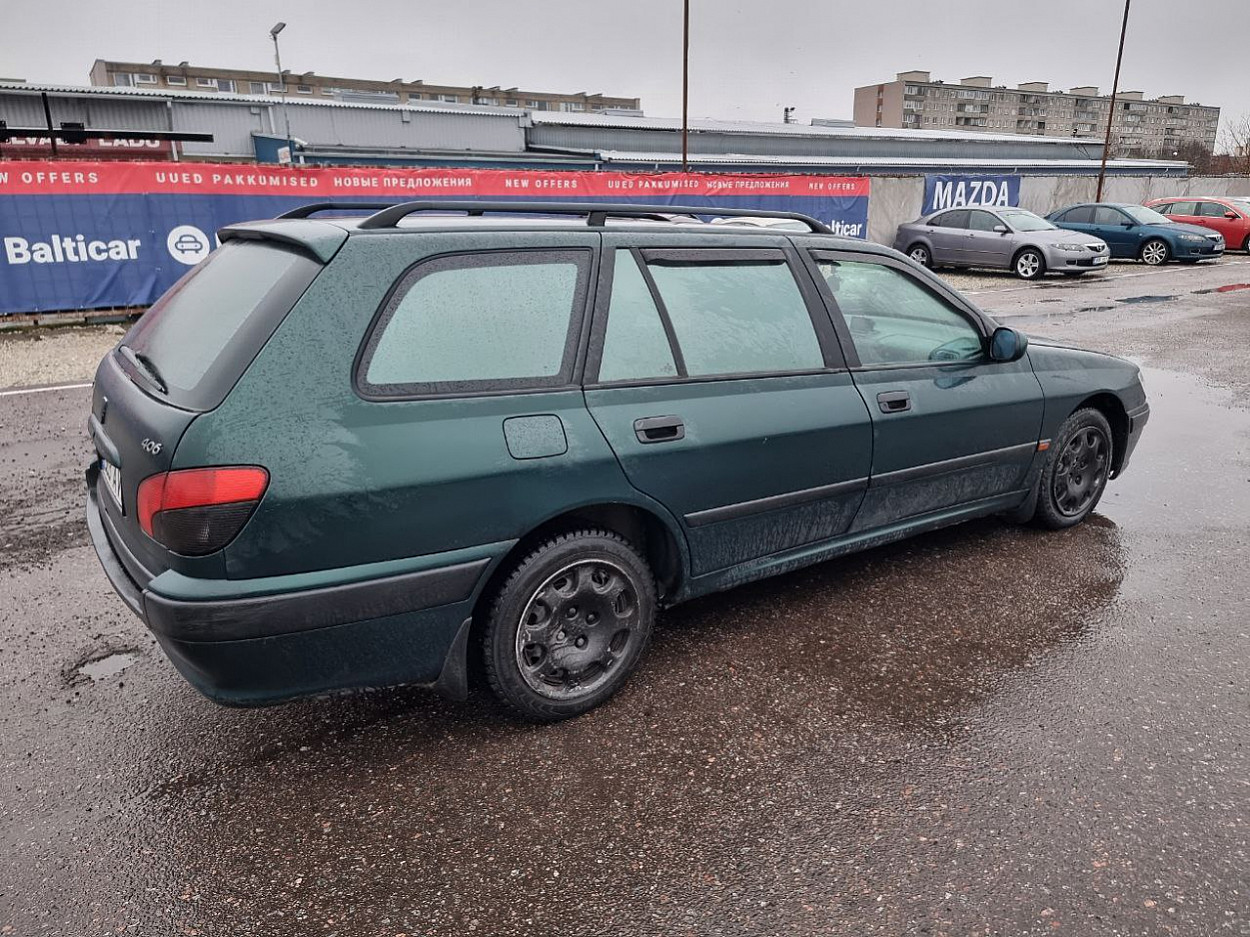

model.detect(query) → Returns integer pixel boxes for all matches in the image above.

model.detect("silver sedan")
[893,207,1110,280]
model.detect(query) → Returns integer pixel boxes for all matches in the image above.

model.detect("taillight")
[137,466,269,556]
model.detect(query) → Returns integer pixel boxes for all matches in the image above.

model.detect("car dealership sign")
[0,161,870,314]
[923,173,1021,215]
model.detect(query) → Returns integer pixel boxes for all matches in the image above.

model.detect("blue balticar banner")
[0,162,871,315]
[922,173,1021,216]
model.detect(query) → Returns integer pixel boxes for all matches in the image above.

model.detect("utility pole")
[681,0,690,172]
[270,22,294,163]
[1096,0,1131,202]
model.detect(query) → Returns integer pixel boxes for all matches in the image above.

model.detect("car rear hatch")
[88,236,328,584]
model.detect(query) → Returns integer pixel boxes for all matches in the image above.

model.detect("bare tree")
[1217,114,1250,175]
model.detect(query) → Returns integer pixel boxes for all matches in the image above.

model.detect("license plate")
[1093,255,1108,265]
[100,458,123,511]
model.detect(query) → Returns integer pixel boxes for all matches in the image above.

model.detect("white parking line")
[958,258,1250,296]
[0,381,93,398]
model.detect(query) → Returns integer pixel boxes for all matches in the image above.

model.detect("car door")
[583,234,873,577]
[926,209,971,264]
[1052,205,1101,243]
[800,245,1045,532]
[1091,206,1140,257]
[964,209,1013,269]
[1194,200,1242,243]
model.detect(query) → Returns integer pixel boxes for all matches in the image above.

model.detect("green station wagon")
[86,201,1150,720]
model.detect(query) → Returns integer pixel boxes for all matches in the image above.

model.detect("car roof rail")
[277,202,400,219]
[354,200,832,234]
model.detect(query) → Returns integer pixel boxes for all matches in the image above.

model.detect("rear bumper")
[86,470,494,706]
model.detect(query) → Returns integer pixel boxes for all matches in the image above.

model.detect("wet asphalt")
[1,259,1249,936]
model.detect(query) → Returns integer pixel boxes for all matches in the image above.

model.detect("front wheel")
[1140,238,1170,266]
[481,529,656,721]
[1032,408,1114,530]
[908,244,933,268]
[1014,248,1046,280]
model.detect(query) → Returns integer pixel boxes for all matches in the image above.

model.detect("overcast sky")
[3,0,1246,143]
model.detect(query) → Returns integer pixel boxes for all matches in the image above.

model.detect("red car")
[1145,196,1250,253]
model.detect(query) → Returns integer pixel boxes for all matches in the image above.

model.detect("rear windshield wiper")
[119,344,168,395]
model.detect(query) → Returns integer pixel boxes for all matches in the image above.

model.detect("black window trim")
[583,241,848,389]
[804,248,993,373]
[353,246,596,402]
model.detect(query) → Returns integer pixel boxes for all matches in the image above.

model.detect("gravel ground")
[0,325,122,391]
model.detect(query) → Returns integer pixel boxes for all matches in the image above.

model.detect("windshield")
[1122,205,1171,225]
[122,241,321,410]
[999,210,1056,232]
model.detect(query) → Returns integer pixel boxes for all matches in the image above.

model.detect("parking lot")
[2,255,1249,935]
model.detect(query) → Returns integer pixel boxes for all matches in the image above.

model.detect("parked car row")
[893,196,1243,280]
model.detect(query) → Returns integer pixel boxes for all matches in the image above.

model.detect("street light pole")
[270,21,294,163]
[681,0,690,173]
[1096,0,1131,202]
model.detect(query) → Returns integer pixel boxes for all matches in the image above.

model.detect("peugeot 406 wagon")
[87,201,1150,720]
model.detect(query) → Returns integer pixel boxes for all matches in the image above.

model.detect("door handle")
[876,391,911,414]
[634,415,685,444]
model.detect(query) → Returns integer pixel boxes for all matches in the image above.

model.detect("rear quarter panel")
[173,230,680,581]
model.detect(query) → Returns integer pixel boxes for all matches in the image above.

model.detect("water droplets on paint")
[76,651,138,682]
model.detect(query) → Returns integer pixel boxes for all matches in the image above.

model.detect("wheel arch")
[1011,243,1046,269]
[1074,392,1130,477]
[470,501,688,627]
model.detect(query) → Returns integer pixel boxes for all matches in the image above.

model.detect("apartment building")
[88,59,640,114]
[854,71,1219,155]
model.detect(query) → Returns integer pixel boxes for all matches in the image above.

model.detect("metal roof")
[544,148,1185,174]
[528,110,1088,147]
[0,81,527,118]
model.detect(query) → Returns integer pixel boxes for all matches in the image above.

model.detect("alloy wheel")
[909,246,930,266]
[514,560,641,700]
[1052,427,1110,517]
[1016,252,1041,279]
[1141,240,1168,265]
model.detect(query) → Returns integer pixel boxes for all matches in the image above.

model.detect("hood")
[1029,229,1105,247]
[1161,221,1224,240]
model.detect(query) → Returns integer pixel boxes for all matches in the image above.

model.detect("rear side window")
[359,250,590,396]
[122,241,321,411]
[642,251,826,377]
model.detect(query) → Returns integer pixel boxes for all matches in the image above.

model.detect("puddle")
[1117,295,1178,304]
[1076,305,1116,313]
[75,651,139,682]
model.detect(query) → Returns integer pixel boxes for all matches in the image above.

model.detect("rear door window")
[1168,200,1200,216]
[358,250,590,396]
[122,241,322,411]
[596,250,679,383]
[931,210,970,228]
[639,250,827,377]
[1060,206,1095,224]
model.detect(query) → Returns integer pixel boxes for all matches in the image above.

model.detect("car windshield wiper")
[119,344,168,394]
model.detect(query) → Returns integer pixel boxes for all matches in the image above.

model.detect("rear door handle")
[876,391,911,414]
[634,415,685,444]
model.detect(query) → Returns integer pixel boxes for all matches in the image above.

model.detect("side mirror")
[1225,211,1239,220]
[993,224,1009,234]
[989,326,1029,363]
[1122,221,1137,228]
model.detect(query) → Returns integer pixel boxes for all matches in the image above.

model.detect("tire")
[481,528,656,721]
[1031,408,1114,530]
[907,243,933,268]
[1014,248,1046,280]
[1243,234,1250,254]
[1139,238,1170,266]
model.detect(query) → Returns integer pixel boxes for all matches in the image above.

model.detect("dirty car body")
[85,201,1149,718]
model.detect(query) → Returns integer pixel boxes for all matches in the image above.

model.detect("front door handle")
[876,390,912,414]
[634,415,685,444]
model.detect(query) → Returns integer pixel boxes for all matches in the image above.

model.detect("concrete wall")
[865,173,1250,247]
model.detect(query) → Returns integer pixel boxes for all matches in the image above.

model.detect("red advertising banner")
[0,160,870,199]
[0,140,176,160]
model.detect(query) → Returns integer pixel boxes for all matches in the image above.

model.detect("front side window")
[967,210,1000,232]
[1198,201,1232,218]
[597,251,678,383]
[1092,207,1129,226]
[643,253,825,377]
[360,250,589,395]
[815,258,983,367]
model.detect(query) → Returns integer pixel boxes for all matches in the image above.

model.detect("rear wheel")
[1032,408,1113,530]
[481,529,656,721]
[1242,234,1250,253]
[907,244,933,268]
[1014,248,1046,280]
[1140,238,1170,266]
